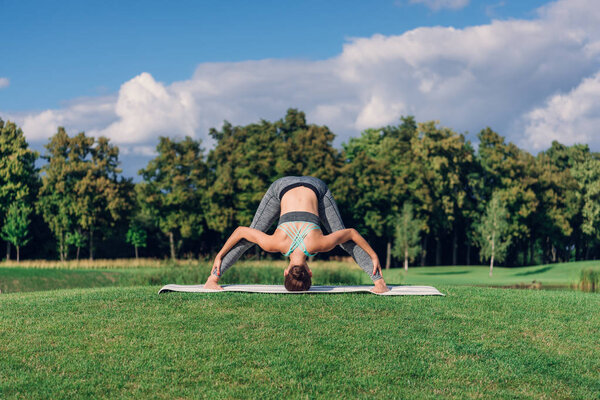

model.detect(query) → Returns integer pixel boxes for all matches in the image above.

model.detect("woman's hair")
[284,264,312,291]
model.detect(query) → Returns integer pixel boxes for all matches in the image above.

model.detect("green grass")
[2,260,599,294]
[0,261,365,294]
[0,285,598,399]
[384,261,600,289]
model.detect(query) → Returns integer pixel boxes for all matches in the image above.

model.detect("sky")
[1,0,599,179]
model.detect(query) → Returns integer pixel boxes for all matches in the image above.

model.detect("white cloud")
[18,95,116,141]
[5,0,600,158]
[520,71,600,150]
[0,77,9,89]
[89,72,198,144]
[409,0,469,11]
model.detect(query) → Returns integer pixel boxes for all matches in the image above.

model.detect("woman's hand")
[372,258,382,277]
[211,255,222,276]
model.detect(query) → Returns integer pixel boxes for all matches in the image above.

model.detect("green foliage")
[137,136,208,259]
[37,128,131,261]
[477,128,538,261]
[0,119,38,260]
[126,224,148,248]
[65,230,86,249]
[0,119,39,212]
[476,193,511,272]
[206,108,342,239]
[572,157,600,239]
[0,202,32,258]
[392,203,424,269]
[9,109,600,266]
[333,116,417,269]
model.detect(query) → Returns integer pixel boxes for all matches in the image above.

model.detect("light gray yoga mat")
[158,284,444,296]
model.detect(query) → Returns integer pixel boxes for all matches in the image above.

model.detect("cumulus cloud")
[4,0,600,158]
[0,77,9,89]
[89,72,198,144]
[520,71,600,150]
[18,95,117,141]
[408,0,470,11]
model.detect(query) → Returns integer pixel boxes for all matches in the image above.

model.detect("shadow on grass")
[418,271,471,276]
[514,266,553,276]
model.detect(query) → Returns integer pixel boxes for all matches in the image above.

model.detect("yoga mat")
[158,284,444,296]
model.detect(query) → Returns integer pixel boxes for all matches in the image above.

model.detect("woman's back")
[279,186,319,216]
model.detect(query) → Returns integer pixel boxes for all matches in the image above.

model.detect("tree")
[72,135,133,260]
[392,203,424,271]
[0,119,39,260]
[138,136,208,260]
[476,193,511,276]
[411,121,475,265]
[334,117,417,268]
[38,129,132,261]
[37,127,75,261]
[0,202,32,262]
[571,156,600,257]
[126,223,147,259]
[477,128,538,266]
[65,229,86,261]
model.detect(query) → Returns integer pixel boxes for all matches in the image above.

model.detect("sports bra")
[277,211,321,257]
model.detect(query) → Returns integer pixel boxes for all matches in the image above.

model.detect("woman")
[204,176,389,293]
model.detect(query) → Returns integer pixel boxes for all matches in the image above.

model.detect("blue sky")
[2,0,599,180]
[1,0,549,110]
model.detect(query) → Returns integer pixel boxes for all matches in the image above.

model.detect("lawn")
[390,260,600,288]
[0,285,598,399]
[1,259,598,293]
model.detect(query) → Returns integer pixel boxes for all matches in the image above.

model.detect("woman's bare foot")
[204,274,223,290]
[371,279,390,294]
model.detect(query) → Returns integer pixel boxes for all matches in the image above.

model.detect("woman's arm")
[316,228,382,275]
[317,229,378,259]
[211,227,280,277]
[216,227,280,259]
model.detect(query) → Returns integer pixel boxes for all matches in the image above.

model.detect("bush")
[579,268,599,292]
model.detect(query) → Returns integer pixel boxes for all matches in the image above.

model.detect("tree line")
[1,109,599,269]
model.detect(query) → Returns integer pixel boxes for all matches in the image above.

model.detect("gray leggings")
[213,176,382,282]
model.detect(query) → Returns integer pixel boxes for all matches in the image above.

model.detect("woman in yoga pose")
[204,176,389,293]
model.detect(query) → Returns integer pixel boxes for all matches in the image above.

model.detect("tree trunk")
[60,233,65,261]
[421,236,427,266]
[452,231,457,265]
[76,246,80,261]
[16,245,20,263]
[551,245,557,263]
[385,240,391,270]
[169,231,176,260]
[6,242,10,261]
[89,229,94,261]
[490,232,495,277]
[435,237,442,266]
[135,245,139,259]
[466,242,471,266]
[585,245,591,260]
[529,238,534,265]
[404,246,408,271]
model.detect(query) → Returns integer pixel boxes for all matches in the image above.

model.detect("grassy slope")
[1,260,599,293]
[389,260,600,288]
[1,286,599,399]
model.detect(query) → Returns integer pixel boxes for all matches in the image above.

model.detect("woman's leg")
[318,189,382,282]
[213,181,282,277]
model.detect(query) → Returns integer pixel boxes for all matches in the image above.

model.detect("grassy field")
[1,259,599,293]
[1,285,598,399]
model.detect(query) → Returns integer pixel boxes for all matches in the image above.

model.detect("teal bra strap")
[277,221,321,257]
